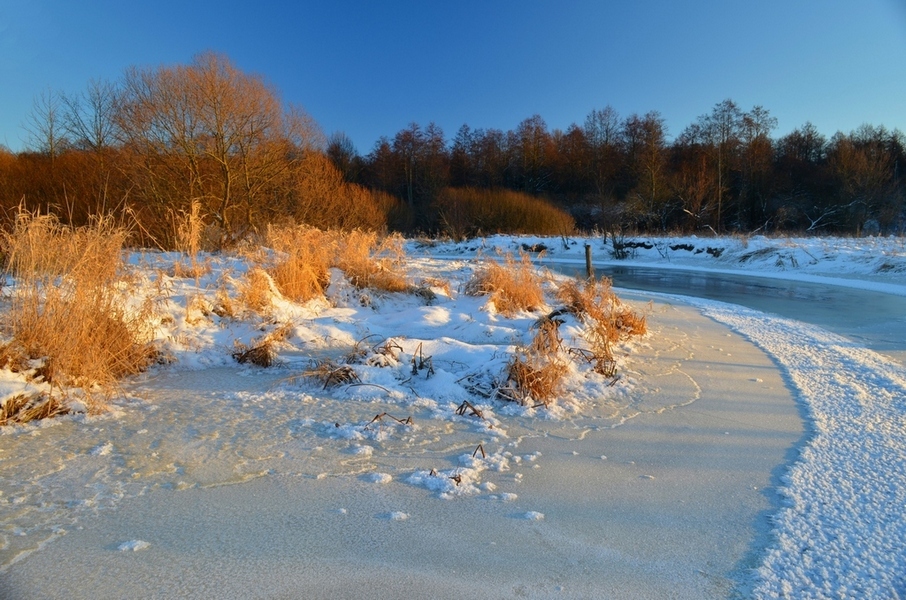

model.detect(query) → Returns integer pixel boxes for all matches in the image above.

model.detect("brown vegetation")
[502,316,569,406]
[434,187,575,240]
[0,212,156,414]
[2,53,402,248]
[465,251,546,315]
[557,278,647,377]
[264,225,332,302]
[333,230,409,292]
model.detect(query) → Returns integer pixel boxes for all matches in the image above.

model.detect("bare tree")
[622,111,670,230]
[392,123,423,208]
[114,51,322,245]
[583,105,621,198]
[698,99,743,230]
[327,131,360,182]
[512,115,552,193]
[22,88,67,161]
[62,79,118,153]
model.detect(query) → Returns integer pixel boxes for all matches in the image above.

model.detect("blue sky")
[2,0,905,153]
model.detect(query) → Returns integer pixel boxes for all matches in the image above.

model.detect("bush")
[434,187,575,240]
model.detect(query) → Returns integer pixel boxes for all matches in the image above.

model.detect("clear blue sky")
[2,0,905,153]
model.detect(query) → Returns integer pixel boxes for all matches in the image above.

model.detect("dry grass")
[253,227,412,303]
[0,212,157,419]
[264,225,332,302]
[239,267,279,314]
[0,392,69,426]
[174,200,205,255]
[434,187,576,240]
[170,257,211,280]
[504,352,569,406]
[465,251,545,315]
[557,278,647,376]
[499,314,569,407]
[167,200,214,281]
[231,323,293,368]
[300,360,360,389]
[333,230,409,292]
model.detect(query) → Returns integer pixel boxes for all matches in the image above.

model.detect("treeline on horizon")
[2,52,903,249]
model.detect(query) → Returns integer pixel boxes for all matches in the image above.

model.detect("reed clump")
[557,278,647,376]
[0,212,156,420]
[0,392,69,426]
[264,225,332,302]
[333,230,409,293]
[239,267,280,314]
[503,316,569,406]
[465,251,545,315]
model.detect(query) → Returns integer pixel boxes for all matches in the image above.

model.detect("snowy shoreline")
[1,234,904,598]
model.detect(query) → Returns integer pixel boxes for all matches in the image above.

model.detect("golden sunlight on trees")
[115,51,324,246]
[5,58,904,238]
[434,187,574,240]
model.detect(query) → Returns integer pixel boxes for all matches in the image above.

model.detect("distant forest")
[2,53,903,248]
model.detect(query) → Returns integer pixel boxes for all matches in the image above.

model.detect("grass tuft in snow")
[264,225,332,302]
[231,324,293,368]
[0,211,157,417]
[0,392,69,426]
[465,251,546,316]
[557,278,647,377]
[333,230,410,293]
[501,314,569,406]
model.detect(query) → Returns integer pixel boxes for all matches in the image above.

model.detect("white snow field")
[0,234,904,599]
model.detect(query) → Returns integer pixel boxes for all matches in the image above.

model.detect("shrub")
[434,187,575,240]
[291,153,400,232]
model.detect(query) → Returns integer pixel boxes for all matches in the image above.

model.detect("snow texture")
[1,233,904,598]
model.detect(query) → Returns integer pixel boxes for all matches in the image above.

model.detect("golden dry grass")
[0,212,157,420]
[0,392,69,426]
[502,318,569,406]
[251,227,412,306]
[239,267,279,314]
[332,230,409,293]
[557,278,647,376]
[264,225,332,302]
[504,352,569,406]
[465,251,545,315]
[231,324,292,368]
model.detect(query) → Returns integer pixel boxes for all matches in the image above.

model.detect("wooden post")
[585,244,594,280]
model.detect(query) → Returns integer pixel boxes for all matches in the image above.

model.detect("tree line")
[2,52,903,246]
[334,102,904,236]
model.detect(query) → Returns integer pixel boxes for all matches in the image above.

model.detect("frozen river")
[553,262,906,366]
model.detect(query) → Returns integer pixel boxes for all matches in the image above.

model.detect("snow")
[0,233,904,598]
[116,540,151,552]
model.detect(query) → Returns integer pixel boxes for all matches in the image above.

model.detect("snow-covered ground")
[0,234,904,599]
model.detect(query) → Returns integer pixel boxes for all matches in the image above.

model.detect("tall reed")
[1,212,155,414]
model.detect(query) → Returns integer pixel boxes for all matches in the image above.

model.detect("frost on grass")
[407,451,512,499]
